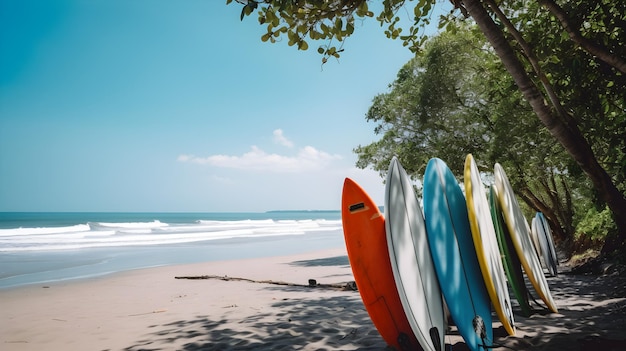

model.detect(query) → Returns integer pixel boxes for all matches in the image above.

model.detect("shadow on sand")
[289,255,351,268]
[122,293,387,351]
[493,273,626,351]
[121,261,626,351]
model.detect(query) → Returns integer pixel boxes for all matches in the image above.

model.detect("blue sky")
[0,0,442,212]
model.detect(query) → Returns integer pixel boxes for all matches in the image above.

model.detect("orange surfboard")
[341,178,418,350]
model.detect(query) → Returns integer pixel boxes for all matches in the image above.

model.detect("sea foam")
[0,218,342,252]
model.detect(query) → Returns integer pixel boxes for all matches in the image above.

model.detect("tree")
[356,26,580,251]
[227,0,626,256]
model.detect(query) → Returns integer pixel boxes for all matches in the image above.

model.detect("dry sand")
[1,247,625,351]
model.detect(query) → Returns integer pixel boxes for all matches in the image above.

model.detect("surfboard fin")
[429,327,442,351]
[472,315,487,339]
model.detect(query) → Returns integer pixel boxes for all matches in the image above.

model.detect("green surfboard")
[489,185,532,317]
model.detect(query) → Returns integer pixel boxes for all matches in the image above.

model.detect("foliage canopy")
[227,0,626,255]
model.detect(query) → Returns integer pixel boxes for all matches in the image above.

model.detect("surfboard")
[423,157,492,351]
[385,157,445,351]
[494,163,558,313]
[464,154,515,336]
[530,217,545,267]
[341,177,419,350]
[536,212,558,276]
[532,216,550,273]
[489,185,533,317]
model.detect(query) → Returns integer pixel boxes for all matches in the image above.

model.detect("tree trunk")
[514,171,572,245]
[560,175,576,238]
[460,0,626,254]
[518,188,568,243]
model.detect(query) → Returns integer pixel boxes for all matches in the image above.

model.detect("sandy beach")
[1,247,625,351]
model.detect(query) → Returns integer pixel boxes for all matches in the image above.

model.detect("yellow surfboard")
[464,154,516,335]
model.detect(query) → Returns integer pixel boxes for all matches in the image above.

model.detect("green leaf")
[321,23,329,35]
[298,40,309,50]
[335,17,343,31]
[240,3,256,21]
[356,1,369,17]
[346,22,355,35]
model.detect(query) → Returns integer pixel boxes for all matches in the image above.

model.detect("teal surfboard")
[423,158,492,351]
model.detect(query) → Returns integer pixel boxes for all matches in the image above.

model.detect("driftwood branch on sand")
[175,275,358,291]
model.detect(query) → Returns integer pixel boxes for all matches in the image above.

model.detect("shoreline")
[0,246,351,292]
[2,248,626,350]
[0,229,347,290]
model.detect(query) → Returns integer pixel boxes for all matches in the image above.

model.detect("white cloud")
[210,174,235,184]
[177,154,192,162]
[178,145,342,173]
[272,129,294,148]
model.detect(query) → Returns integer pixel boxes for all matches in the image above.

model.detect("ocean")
[0,211,345,289]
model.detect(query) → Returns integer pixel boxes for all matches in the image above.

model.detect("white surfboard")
[536,213,558,276]
[385,157,445,351]
[494,163,558,313]
[530,217,547,269]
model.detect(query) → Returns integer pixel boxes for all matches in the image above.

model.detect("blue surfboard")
[423,158,493,351]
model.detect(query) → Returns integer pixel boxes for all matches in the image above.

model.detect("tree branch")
[538,0,626,74]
